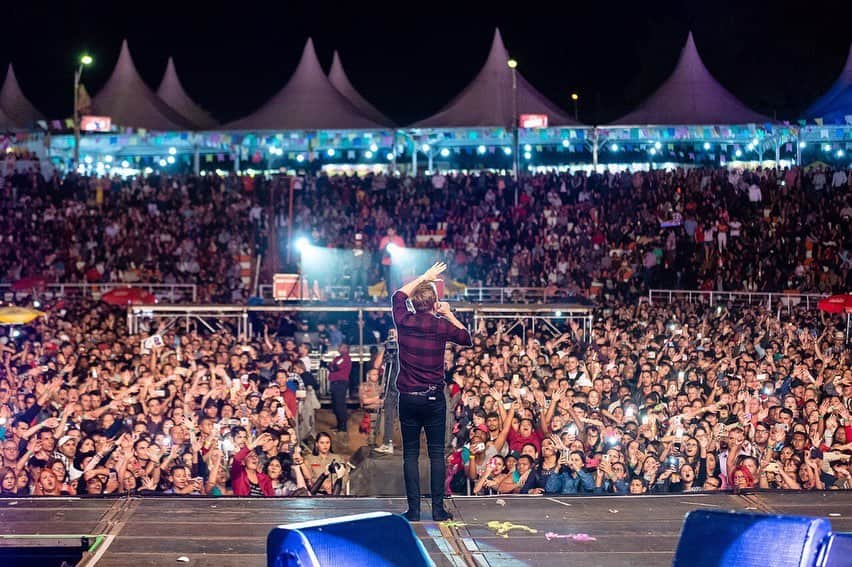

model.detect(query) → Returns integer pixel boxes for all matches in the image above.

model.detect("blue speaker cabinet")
[267,512,434,567]
[674,510,831,567]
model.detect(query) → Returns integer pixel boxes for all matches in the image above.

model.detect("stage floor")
[2,492,852,566]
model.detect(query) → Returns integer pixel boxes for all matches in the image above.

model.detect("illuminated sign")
[519,114,548,128]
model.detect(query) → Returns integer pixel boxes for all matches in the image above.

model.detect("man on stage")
[391,262,472,522]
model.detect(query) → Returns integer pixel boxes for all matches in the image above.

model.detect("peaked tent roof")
[156,57,219,130]
[610,32,770,126]
[91,40,195,131]
[0,104,17,130]
[804,43,852,120]
[328,51,394,126]
[412,28,580,129]
[226,38,386,131]
[0,64,45,128]
[817,84,852,125]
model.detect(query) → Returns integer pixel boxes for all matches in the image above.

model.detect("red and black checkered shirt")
[392,291,472,394]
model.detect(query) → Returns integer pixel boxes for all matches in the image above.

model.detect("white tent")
[91,40,195,131]
[157,57,219,130]
[0,64,45,128]
[411,28,580,128]
[226,38,386,131]
[328,51,394,127]
[610,32,770,126]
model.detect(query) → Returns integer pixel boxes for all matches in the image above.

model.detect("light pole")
[571,92,579,121]
[507,58,519,204]
[73,54,93,170]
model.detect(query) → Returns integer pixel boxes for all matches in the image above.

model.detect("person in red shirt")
[230,433,275,497]
[328,344,352,433]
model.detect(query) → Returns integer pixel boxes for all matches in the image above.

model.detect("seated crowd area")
[0,164,849,497]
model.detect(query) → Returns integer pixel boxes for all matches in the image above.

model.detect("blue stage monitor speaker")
[819,533,852,567]
[267,512,434,567]
[673,510,831,567]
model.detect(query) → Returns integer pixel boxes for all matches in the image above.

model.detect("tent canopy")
[157,57,219,130]
[411,28,580,129]
[0,64,45,128]
[610,32,770,126]
[816,84,852,125]
[804,43,852,121]
[226,38,386,131]
[329,51,395,127]
[91,40,195,131]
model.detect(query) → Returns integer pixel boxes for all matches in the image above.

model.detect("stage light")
[610,143,619,151]
[555,310,562,317]
[524,144,532,152]
[121,160,129,168]
[421,143,430,152]
[295,237,310,253]
[104,155,113,163]
[703,142,711,150]
[477,145,486,154]
[11,329,20,338]
[296,154,305,163]
[503,147,512,155]
[735,149,742,157]
[752,138,759,146]
[167,156,175,164]
[386,242,405,258]
[654,141,662,150]
[747,143,754,151]
[326,148,336,157]
[143,167,153,174]
[168,147,177,155]
[562,139,570,147]
[824,144,832,151]
[440,148,450,157]
[369,143,378,152]
[507,58,517,69]
[159,159,167,167]
[386,152,395,160]
[80,54,93,66]
[84,155,93,164]
[364,150,373,159]
[838,150,846,158]
[649,148,657,155]
[799,141,807,148]
[524,152,532,160]
[32,300,41,309]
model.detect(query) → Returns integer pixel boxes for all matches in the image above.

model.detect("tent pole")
[774,137,780,169]
[796,132,802,166]
[391,131,398,174]
[428,150,433,173]
[411,138,417,174]
[234,146,241,173]
[193,144,200,175]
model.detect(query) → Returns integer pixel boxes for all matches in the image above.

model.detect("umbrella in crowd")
[11,276,46,291]
[0,306,45,324]
[818,294,852,314]
[100,287,157,306]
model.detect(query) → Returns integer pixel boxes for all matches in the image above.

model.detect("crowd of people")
[445,300,851,495]
[1,164,850,301]
[0,162,849,498]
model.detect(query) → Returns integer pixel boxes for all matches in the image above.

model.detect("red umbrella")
[101,287,157,306]
[818,294,852,314]
[12,276,46,291]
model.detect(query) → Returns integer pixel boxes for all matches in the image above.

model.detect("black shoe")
[432,509,453,522]
[403,510,421,522]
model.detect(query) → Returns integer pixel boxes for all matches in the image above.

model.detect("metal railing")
[257,283,573,304]
[0,283,197,303]
[648,289,826,310]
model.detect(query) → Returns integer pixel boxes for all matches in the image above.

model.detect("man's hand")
[423,262,447,282]
[436,302,452,317]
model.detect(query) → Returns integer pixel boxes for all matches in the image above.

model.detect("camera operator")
[374,330,399,455]
[392,262,472,522]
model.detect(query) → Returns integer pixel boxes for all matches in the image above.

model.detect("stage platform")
[2,492,852,566]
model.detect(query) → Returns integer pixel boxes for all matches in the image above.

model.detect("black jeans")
[330,381,348,432]
[399,392,446,514]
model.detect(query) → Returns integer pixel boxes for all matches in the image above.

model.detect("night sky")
[2,0,851,125]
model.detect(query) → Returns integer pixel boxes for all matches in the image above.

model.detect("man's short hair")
[409,282,437,313]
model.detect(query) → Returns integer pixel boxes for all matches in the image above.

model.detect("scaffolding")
[127,303,594,381]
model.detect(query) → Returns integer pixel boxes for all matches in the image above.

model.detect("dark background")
[1,0,850,125]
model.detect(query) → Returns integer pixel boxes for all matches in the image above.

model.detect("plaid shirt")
[392,291,472,394]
